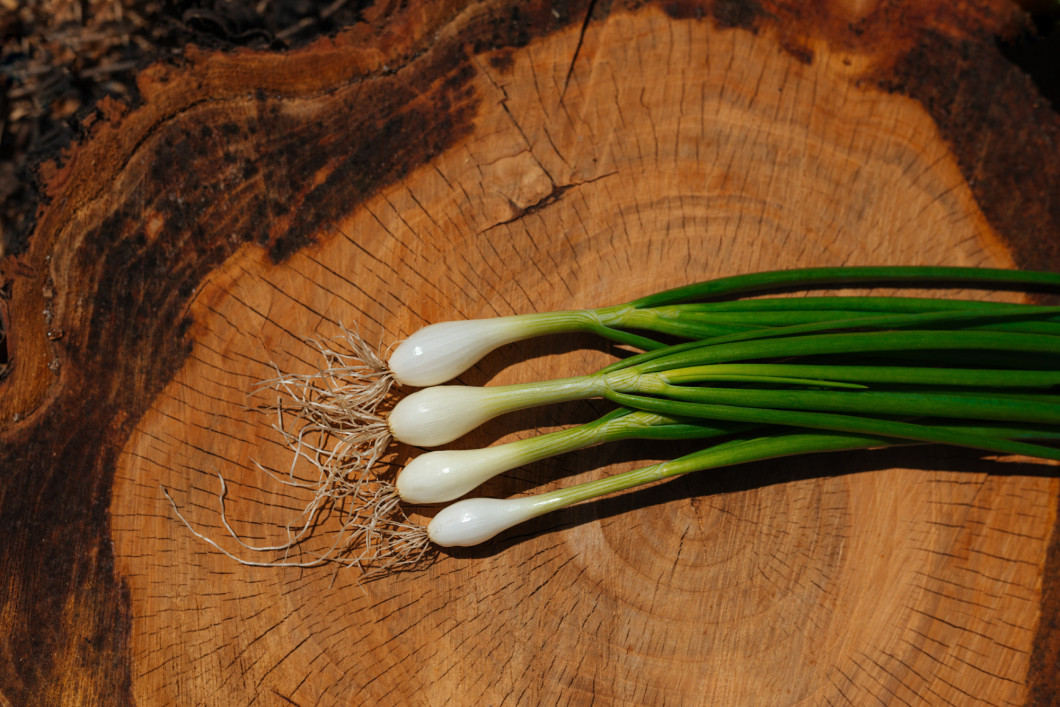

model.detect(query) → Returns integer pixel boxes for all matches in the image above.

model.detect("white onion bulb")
[427,497,541,547]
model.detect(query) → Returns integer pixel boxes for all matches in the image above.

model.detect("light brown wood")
[105,6,1056,706]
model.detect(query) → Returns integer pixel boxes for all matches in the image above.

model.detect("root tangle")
[165,325,434,578]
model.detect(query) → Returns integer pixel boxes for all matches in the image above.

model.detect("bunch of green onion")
[173,266,1060,572]
[377,266,1060,550]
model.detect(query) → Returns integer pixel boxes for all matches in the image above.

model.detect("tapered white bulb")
[387,376,600,448]
[426,497,541,547]
[387,386,509,447]
[397,446,524,504]
[387,310,607,387]
[388,318,540,387]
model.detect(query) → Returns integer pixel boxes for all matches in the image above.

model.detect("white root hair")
[165,325,434,578]
[162,475,432,578]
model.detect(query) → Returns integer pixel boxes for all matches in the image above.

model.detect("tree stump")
[2,1,1060,705]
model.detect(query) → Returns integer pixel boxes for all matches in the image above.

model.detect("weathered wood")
[2,1,1059,704]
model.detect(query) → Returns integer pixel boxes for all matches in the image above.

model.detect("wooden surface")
[2,0,1060,704]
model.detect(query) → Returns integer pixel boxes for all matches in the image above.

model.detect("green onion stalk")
[386,266,1060,385]
[186,267,1060,571]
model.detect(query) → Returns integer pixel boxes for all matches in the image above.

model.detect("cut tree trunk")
[2,1,1060,705]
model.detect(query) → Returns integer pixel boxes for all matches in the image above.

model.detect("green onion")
[173,266,1060,571]
[387,266,1060,386]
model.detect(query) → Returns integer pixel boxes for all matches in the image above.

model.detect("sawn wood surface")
[2,1,1060,704]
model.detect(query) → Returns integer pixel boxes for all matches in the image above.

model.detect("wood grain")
[2,1,1059,705]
